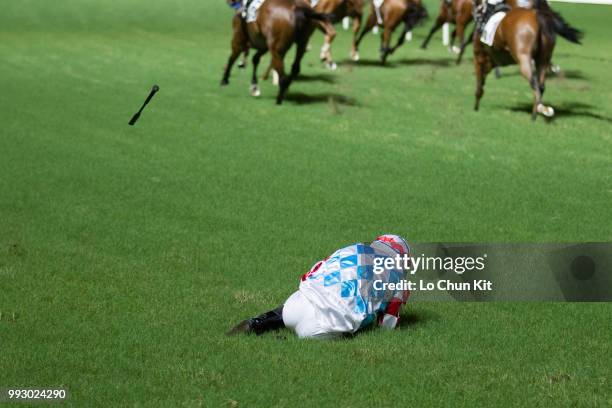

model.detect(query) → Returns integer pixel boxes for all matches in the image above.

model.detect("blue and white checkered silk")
[298,242,408,334]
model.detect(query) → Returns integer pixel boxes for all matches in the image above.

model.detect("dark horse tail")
[294,6,333,42]
[534,0,582,44]
[295,6,333,24]
[405,3,428,30]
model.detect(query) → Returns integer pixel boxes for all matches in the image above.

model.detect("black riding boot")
[227,306,285,336]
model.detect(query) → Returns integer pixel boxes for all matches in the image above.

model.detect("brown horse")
[309,0,365,66]
[456,0,533,65]
[354,0,428,64]
[421,0,473,56]
[473,0,581,119]
[221,0,328,104]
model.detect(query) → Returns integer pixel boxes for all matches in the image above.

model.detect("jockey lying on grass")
[228,234,411,339]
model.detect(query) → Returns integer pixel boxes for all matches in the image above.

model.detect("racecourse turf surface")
[1,0,611,406]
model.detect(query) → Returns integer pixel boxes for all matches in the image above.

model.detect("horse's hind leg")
[456,25,473,65]
[270,50,289,105]
[222,17,246,85]
[351,13,363,61]
[238,48,249,69]
[250,49,266,97]
[355,10,377,55]
[449,28,457,50]
[452,21,467,54]
[421,16,445,49]
[380,20,398,64]
[391,20,412,55]
[292,40,308,79]
[517,55,542,120]
[473,43,492,111]
[318,21,338,70]
[221,40,242,85]
[535,61,554,118]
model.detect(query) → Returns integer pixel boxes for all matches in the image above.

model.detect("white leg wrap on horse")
[374,6,383,25]
[537,103,555,117]
[320,43,331,60]
[442,23,450,46]
[250,84,261,97]
[272,70,279,86]
[342,17,350,30]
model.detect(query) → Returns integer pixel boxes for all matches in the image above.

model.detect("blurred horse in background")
[221,0,329,104]
[421,0,473,57]
[473,0,581,119]
[456,0,535,65]
[309,0,365,67]
[354,0,428,64]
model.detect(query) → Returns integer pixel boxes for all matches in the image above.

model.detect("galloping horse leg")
[456,26,474,64]
[390,25,408,54]
[421,16,445,49]
[238,48,249,69]
[221,41,242,85]
[222,16,247,85]
[351,13,363,61]
[449,28,457,51]
[291,40,308,79]
[473,43,492,111]
[262,63,273,81]
[453,20,466,54]
[380,25,394,64]
[270,49,289,105]
[318,20,338,70]
[250,49,266,97]
[535,52,554,117]
[354,11,377,56]
[517,55,542,120]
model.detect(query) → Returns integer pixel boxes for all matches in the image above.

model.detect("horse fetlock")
[250,84,261,97]
[536,103,555,117]
[320,43,331,61]
[326,61,338,70]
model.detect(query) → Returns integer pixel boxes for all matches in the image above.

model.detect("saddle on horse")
[235,0,265,22]
[476,0,510,34]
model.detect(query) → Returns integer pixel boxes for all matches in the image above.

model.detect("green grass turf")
[1,0,611,406]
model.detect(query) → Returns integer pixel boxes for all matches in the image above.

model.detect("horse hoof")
[237,61,246,69]
[351,52,360,62]
[250,84,261,97]
[326,62,338,71]
[220,79,229,86]
[450,45,461,54]
[551,65,561,74]
[537,103,555,118]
